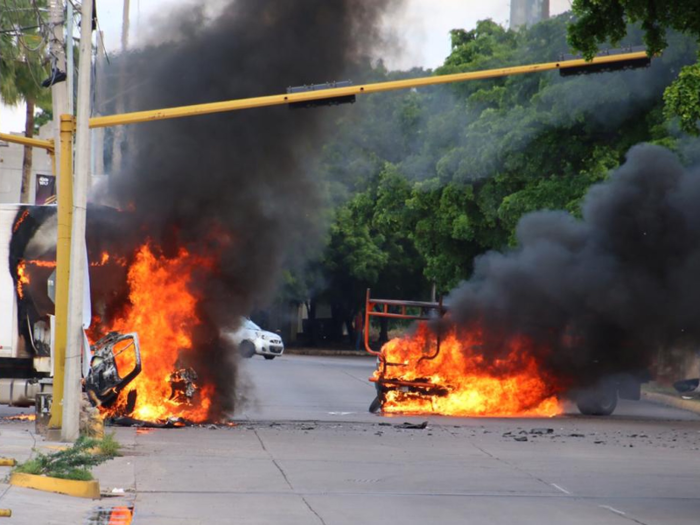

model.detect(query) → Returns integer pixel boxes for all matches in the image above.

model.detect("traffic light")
[559,46,651,77]
[287,80,356,109]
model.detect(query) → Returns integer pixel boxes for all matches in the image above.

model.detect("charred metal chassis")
[364,289,449,397]
[85,332,142,407]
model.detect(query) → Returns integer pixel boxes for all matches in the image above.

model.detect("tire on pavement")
[369,396,382,413]
[239,341,256,358]
[576,384,618,416]
[264,355,275,360]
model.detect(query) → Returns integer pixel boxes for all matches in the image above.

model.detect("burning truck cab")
[0,204,142,409]
[364,289,648,417]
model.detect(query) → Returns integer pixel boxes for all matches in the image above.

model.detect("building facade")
[0,125,54,204]
[510,0,550,29]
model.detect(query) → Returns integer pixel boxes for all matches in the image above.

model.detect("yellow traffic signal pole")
[89,51,648,128]
[0,133,54,151]
[48,115,75,431]
[1,49,648,436]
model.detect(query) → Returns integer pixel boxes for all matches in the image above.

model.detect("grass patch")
[13,434,120,481]
[98,432,121,457]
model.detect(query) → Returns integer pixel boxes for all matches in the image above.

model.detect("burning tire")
[576,385,618,416]
[369,396,382,413]
[239,341,255,358]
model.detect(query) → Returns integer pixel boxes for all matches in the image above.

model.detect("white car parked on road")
[225,318,284,360]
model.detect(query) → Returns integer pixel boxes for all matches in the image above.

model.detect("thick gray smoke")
[446,145,700,388]
[102,0,402,418]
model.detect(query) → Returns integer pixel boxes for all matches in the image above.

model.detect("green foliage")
[98,432,121,457]
[0,1,52,109]
[13,435,120,481]
[663,63,700,135]
[283,13,699,320]
[568,0,700,134]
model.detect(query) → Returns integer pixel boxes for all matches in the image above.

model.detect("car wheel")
[239,341,255,358]
[576,385,618,416]
[264,355,275,360]
[369,396,382,414]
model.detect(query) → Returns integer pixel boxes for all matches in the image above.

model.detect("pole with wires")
[62,0,93,442]
[47,0,70,433]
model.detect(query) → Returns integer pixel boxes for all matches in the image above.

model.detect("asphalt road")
[124,354,700,525]
[3,354,700,525]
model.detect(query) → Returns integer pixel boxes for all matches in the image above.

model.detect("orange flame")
[13,209,29,233]
[98,242,215,423]
[375,323,563,417]
[16,261,29,299]
[3,413,36,421]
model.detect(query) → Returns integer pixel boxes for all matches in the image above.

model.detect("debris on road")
[514,436,529,442]
[395,421,428,430]
[530,428,554,435]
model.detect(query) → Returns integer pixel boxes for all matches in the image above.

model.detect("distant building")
[510,0,550,29]
[0,126,54,204]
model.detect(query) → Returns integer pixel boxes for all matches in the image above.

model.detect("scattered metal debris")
[395,421,428,430]
[168,366,199,404]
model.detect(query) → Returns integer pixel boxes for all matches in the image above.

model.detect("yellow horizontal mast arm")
[0,132,54,152]
[89,51,648,129]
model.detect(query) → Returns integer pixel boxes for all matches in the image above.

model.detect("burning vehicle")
[0,205,145,408]
[0,204,230,425]
[364,290,648,417]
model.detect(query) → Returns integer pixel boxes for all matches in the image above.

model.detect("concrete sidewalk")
[0,421,136,524]
[284,347,374,357]
[642,383,700,415]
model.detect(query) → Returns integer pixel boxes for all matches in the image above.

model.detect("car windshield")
[243,318,261,331]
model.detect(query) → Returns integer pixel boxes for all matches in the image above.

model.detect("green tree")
[0,0,51,202]
[568,0,700,134]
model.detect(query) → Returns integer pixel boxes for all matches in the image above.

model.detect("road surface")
[137,355,700,524]
[3,354,699,524]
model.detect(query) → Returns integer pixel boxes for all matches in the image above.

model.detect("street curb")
[284,348,375,357]
[9,472,101,499]
[642,390,700,415]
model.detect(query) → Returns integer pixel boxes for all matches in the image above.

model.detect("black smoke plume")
[445,145,700,389]
[99,0,403,418]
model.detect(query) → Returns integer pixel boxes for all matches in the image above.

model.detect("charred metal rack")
[364,288,448,393]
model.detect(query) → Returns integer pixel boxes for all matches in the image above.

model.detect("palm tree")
[0,0,52,203]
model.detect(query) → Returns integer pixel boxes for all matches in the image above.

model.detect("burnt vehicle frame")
[363,289,647,416]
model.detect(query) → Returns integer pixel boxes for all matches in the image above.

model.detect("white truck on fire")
[0,204,54,406]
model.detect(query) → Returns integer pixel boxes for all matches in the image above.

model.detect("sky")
[0,0,572,132]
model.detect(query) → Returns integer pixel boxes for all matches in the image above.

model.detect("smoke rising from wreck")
[444,145,700,388]
[101,0,403,418]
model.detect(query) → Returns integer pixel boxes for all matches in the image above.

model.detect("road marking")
[328,411,355,415]
[600,505,626,516]
[551,483,571,495]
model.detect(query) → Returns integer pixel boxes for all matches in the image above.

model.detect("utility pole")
[111,0,130,174]
[66,0,74,116]
[47,0,70,433]
[62,0,94,442]
[93,31,105,176]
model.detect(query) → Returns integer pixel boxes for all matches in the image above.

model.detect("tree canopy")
[281,12,699,345]
[568,0,700,135]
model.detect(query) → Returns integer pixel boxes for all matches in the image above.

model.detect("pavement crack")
[272,459,294,491]
[253,428,328,524]
[301,496,329,525]
[599,505,649,525]
[252,428,293,490]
